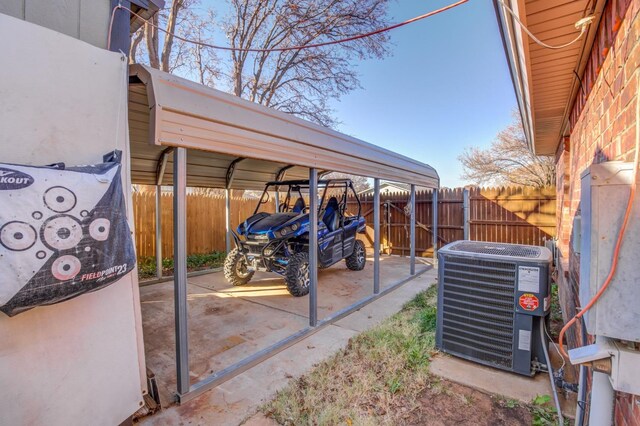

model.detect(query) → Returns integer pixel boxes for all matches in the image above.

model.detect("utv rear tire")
[285,252,310,297]
[346,240,366,271]
[224,248,254,286]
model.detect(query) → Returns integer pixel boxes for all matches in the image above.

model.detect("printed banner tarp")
[0,152,135,316]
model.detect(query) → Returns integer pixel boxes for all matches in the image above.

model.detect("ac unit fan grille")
[448,241,541,258]
[441,255,516,369]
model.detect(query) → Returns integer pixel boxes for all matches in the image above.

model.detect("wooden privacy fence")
[133,189,274,258]
[349,186,556,257]
[132,186,555,259]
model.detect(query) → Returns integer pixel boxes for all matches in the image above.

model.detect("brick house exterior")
[496,0,639,424]
[558,2,640,423]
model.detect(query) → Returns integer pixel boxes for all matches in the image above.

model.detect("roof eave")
[493,0,536,153]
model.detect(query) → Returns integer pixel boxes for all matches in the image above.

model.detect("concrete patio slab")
[139,261,437,425]
[429,353,576,418]
[429,355,550,404]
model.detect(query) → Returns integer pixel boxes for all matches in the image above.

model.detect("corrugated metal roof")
[128,64,439,190]
[495,0,604,155]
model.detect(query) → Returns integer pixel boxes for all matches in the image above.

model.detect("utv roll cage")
[253,179,362,219]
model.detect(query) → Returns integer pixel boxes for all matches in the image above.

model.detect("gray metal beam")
[275,165,294,181]
[155,186,163,279]
[373,178,381,294]
[432,189,439,263]
[225,158,244,253]
[156,147,173,186]
[173,147,190,398]
[225,188,232,254]
[274,192,280,212]
[309,168,318,327]
[225,157,245,189]
[410,184,416,275]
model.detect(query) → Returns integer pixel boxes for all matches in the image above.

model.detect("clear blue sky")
[328,0,517,188]
[200,0,517,188]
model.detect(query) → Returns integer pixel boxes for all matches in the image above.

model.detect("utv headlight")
[291,223,299,231]
[264,247,274,256]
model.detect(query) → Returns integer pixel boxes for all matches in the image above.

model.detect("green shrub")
[137,251,226,280]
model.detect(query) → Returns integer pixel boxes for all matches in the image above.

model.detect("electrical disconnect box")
[580,161,640,342]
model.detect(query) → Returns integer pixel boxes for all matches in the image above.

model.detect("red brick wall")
[558,1,640,424]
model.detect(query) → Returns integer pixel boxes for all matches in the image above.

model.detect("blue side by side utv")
[224,179,367,296]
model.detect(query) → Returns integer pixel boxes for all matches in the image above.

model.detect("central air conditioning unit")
[435,241,552,376]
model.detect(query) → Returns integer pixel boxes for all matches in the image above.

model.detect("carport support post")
[410,184,416,275]
[432,189,438,263]
[155,185,163,279]
[173,147,190,397]
[373,178,380,294]
[309,168,318,327]
[225,188,231,254]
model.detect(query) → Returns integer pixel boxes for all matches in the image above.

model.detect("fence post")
[432,189,438,263]
[463,187,470,240]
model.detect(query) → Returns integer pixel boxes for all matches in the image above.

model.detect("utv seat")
[323,197,340,232]
[292,197,306,213]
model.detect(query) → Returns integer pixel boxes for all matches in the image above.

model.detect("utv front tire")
[346,240,366,271]
[224,248,254,286]
[285,252,310,297]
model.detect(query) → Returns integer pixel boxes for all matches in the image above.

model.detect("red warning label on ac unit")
[519,293,539,311]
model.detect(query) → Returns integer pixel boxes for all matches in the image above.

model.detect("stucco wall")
[556,0,640,423]
[0,14,145,425]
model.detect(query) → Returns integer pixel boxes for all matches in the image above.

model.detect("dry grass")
[262,285,439,425]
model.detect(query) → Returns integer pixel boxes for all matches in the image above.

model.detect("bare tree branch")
[458,110,556,188]
[224,0,391,127]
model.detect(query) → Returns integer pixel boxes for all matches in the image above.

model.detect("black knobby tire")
[224,248,254,286]
[345,239,366,271]
[285,251,310,297]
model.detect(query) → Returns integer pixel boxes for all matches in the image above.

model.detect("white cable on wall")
[498,0,595,50]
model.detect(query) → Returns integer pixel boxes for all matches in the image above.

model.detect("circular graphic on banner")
[41,215,83,251]
[89,218,110,241]
[43,186,77,213]
[51,255,81,281]
[519,293,539,311]
[0,221,37,251]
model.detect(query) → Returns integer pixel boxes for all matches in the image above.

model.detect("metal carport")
[128,64,440,403]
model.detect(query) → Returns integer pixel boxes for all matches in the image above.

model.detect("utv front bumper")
[232,232,288,273]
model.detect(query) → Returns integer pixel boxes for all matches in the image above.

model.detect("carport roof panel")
[130,65,439,188]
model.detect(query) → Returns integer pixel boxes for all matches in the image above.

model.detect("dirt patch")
[406,381,531,425]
